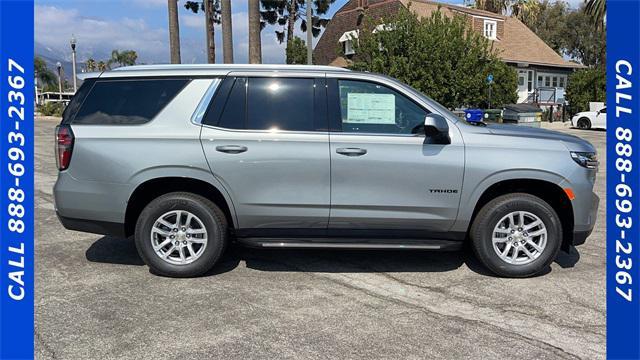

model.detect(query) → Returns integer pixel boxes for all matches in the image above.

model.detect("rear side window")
[211,77,322,132]
[72,79,189,125]
[246,77,315,131]
[61,78,96,124]
[217,77,246,129]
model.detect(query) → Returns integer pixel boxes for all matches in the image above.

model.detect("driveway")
[35,117,606,359]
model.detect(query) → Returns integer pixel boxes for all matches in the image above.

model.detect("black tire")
[577,117,591,130]
[134,192,228,277]
[470,193,562,278]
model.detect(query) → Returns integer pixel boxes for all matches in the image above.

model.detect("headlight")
[570,151,598,169]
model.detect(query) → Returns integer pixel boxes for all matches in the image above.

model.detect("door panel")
[200,75,330,230]
[328,78,464,232]
[201,129,330,229]
[329,134,464,231]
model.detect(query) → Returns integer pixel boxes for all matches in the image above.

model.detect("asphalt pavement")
[35,117,606,359]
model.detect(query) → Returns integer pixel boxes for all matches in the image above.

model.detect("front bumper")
[571,192,599,247]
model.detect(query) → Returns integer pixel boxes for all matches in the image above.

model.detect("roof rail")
[111,64,351,72]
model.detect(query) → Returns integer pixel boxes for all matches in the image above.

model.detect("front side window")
[73,79,189,125]
[336,80,428,135]
[484,20,497,40]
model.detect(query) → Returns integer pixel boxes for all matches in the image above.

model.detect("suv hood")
[485,123,596,153]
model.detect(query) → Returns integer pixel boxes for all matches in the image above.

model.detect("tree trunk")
[168,0,181,63]
[248,0,262,64]
[286,0,297,46]
[221,0,234,63]
[204,0,216,63]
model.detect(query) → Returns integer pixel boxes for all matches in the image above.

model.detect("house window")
[538,75,543,87]
[483,20,497,40]
[343,40,355,56]
[552,76,558,87]
[339,30,359,56]
[559,76,566,88]
[545,76,551,87]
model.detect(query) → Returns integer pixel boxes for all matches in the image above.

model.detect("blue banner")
[0,0,35,359]
[607,0,640,359]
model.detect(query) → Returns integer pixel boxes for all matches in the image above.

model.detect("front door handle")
[336,147,367,156]
[216,145,248,154]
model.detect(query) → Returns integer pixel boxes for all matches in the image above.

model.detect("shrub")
[565,67,605,115]
[39,102,65,117]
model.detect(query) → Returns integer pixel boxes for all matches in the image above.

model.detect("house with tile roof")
[313,0,583,104]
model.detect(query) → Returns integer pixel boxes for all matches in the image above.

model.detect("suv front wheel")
[135,192,228,277]
[470,193,562,277]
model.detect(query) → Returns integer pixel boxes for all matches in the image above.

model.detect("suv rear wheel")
[134,192,228,277]
[470,193,562,277]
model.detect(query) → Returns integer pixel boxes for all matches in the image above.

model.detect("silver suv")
[54,64,599,278]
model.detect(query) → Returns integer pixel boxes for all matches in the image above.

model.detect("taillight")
[55,125,74,171]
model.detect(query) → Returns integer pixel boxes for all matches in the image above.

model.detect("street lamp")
[70,35,77,92]
[56,62,63,101]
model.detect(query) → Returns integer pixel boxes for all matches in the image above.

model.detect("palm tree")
[221,0,234,63]
[85,58,97,72]
[185,1,221,63]
[248,0,262,63]
[34,56,57,88]
[474,0,509,14]
[168,0,182,63]
[97,61,108,71]
[511,0,541,24]
[585,0,605,29]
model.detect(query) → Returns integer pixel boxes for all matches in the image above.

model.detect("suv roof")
[81,64,351,80]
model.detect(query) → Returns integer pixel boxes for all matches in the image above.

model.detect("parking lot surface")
[35,117,606,359]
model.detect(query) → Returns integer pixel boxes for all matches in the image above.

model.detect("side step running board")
[236,237,462,251]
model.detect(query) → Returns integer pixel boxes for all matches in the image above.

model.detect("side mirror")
[424,114,451,145]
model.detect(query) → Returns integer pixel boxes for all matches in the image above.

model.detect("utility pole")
[306,0,313,65]
[56,62,63,101]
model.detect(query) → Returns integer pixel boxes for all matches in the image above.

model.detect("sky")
[34,0,583,66]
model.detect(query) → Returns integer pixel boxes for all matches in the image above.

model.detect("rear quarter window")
[71,79,189,125]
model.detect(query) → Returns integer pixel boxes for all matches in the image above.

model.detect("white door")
[517,70,534,103]
[594,107,607,129]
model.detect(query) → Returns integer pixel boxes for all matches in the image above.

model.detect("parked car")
[571,107,607,130]
[54,65,599,278]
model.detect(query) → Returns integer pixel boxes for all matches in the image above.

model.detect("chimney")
[356,0,369,11]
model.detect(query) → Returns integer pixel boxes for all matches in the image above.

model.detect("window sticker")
[345,93,395,124]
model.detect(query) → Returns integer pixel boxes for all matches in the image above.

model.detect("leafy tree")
[34,56,56,88]
[261,0,335,55]
[565,67,605,114]
[286,36,308,64]
[564,5,605,67]
[349,8,517,109]
[518,0,568,54]
[185,0,221,63]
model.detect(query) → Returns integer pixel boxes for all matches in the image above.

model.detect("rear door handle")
[336,147,367,156]
[216,145,248,154]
